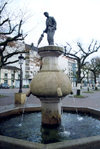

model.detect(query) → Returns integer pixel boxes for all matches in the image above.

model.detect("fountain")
[1,13,100,149]
[29,12,72,126]
[29,45,72,126]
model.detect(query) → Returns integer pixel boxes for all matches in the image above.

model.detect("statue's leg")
[47,30,55,45]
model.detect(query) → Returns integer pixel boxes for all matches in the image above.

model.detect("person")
[43,12,57,45]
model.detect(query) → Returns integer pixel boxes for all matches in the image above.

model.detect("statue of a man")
[43,12,57,45]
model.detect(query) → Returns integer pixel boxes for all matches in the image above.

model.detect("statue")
[37,12,57,46]
[43,12,57,45]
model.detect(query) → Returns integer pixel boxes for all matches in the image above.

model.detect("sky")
[7,0,100,57]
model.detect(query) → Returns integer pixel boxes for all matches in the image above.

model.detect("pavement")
[0,87,100,112]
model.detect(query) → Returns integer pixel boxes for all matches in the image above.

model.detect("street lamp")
[18,54,24,93]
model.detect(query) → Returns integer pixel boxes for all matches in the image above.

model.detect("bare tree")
[88,57,100,90]
[64,40,100,95]
[0,1,27,68]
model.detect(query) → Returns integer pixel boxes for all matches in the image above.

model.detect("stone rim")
[38,46,63,57]
[0,106,100,149]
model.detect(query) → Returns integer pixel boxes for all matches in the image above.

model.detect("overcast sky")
[9,0,100,57]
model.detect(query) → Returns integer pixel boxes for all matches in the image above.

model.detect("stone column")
[30,46,72,126]
[39,47,62,126]
[41,98,62,126]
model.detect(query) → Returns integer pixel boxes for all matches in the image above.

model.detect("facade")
[0,66,20,87]
[58,55,77,86]
[0,41,40,87]
[24,44,40,85]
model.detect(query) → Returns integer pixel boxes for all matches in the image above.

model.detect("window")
[4,80,8,84]
[11,74,14,79]
[18,74,20,79]
[5,73,8,77]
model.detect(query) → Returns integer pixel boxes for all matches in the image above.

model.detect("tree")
[88,57,100,90]
[64,40,100,95]
[0,1,27,68]
[82,65,90,92]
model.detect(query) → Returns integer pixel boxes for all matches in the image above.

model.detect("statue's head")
[44,12,49,17]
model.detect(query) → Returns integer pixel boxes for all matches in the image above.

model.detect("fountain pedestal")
[41,98,62,126]
[30,46,72,126]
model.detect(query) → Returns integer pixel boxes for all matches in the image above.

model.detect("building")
[0,66,20,87]
[58,55,77,86]
[24,44,40,85]
[0,41,40,87]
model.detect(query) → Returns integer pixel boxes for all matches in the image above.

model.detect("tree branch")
[77,42,87,55]
[2,60,19,66]
[3,50,27,63]
[0,2,7,14]
[0,18,9,26]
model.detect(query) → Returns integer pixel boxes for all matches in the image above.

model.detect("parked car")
[0,83,10,89]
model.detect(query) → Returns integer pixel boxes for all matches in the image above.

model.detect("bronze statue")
[43,12,57,45]
[37,12,57,46]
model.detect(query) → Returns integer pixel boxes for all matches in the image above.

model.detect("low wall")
[1,135,100,149]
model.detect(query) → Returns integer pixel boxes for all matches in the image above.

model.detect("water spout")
[57,87,62,97]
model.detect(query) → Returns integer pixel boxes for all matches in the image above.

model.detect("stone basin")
[0,106,100,149]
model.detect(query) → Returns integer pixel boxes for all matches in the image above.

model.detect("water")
[72,95,84,121]
[0,112,100,144]
[72,95,78,113]
[18,97,27,127]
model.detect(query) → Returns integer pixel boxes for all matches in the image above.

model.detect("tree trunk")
[94,73,98,90]
[87,74,90,92]
[76,61,81,96]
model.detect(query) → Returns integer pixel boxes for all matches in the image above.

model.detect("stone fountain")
[29,45,72,126]
[1,13,100,149]
[28,12,72,126]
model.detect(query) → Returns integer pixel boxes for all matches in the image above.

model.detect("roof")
[62,55,76,62]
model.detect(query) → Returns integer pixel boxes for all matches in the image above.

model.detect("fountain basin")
[1,106,100,149]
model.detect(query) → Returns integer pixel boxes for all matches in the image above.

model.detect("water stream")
[72,94,83,121]
[18,97,27,127]
[61,106,71,137]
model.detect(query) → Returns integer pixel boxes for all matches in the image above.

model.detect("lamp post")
[18,54,24,93]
